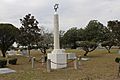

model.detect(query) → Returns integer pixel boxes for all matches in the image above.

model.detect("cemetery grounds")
[0,49,120,80]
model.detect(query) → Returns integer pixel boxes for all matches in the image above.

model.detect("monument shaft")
[54,13,60,49]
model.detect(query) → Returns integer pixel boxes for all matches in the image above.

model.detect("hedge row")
[0,58,17,68]
[115,57,120,63]
[0,59,7,68]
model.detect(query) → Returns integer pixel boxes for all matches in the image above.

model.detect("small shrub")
[0,59,7,68]
[115,57,120,63]
[9,58,17,65]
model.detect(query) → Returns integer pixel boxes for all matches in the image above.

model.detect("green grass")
[0,49,120,80]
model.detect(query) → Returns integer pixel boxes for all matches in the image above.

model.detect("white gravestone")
[21,50,28,56]
[6,50,17,56]
[67,53,76,59]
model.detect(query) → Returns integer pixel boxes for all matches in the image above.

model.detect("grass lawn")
[0,49,120,80]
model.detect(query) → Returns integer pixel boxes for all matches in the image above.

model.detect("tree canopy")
[76,41,97,56]
[84,20,106,43]
[0,24,19,57]
[101,41,117,53]
[63,27,79,49]
[17,14,41,56]
[107,20,120,45]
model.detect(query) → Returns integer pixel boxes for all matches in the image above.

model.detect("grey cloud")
[0,0,120,31]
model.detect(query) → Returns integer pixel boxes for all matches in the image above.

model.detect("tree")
[37,31,53,55]
[101,41,116,53]
[0,24,19,57]
[35,30,53,62]
[76,41,97,56]
[76,20,106,56]
[84,20,106,43]
[100,25,116,53]
[63,27,79,49]
[18,14,41,57]
[107,20,120,46]
[77,28,85,41]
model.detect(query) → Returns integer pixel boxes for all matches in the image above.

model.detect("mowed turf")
[0,49,120,80]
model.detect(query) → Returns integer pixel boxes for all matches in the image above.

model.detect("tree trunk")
[84,51,88,56]
[41,55,47,63]
[105,47,111,53]
[108,50,110,53]
[27,45,31,57]
[40,47,47,62]
[1,50,6,57]
[73,42,77,49]
[28,49,30,57]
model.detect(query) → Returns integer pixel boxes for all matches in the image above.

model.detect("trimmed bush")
[0,59,7,68]
[9,58,17,65]
[115,57,120,63]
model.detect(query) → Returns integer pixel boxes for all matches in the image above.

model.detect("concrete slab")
[0,68,16,74]
[81,58,90,61]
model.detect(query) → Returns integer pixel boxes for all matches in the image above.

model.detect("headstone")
[32,57,35,68]
[47,59,51,72]
[67,53,76,59]
[6,50,17,56]
[74,57,78,69]
[118,50,120,54]
[21,50,28,56]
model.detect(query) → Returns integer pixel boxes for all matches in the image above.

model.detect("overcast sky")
[0,0,120,31]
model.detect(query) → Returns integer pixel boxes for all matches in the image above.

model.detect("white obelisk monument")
[47,4,67,69]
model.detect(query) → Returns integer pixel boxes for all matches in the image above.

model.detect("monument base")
[47,49,67,69]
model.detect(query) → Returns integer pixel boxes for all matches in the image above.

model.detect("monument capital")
[54,4,59,12]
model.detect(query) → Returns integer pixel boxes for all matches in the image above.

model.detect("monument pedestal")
[47,49,67,69]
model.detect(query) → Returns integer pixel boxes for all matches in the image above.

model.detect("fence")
[31,56,81,72]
